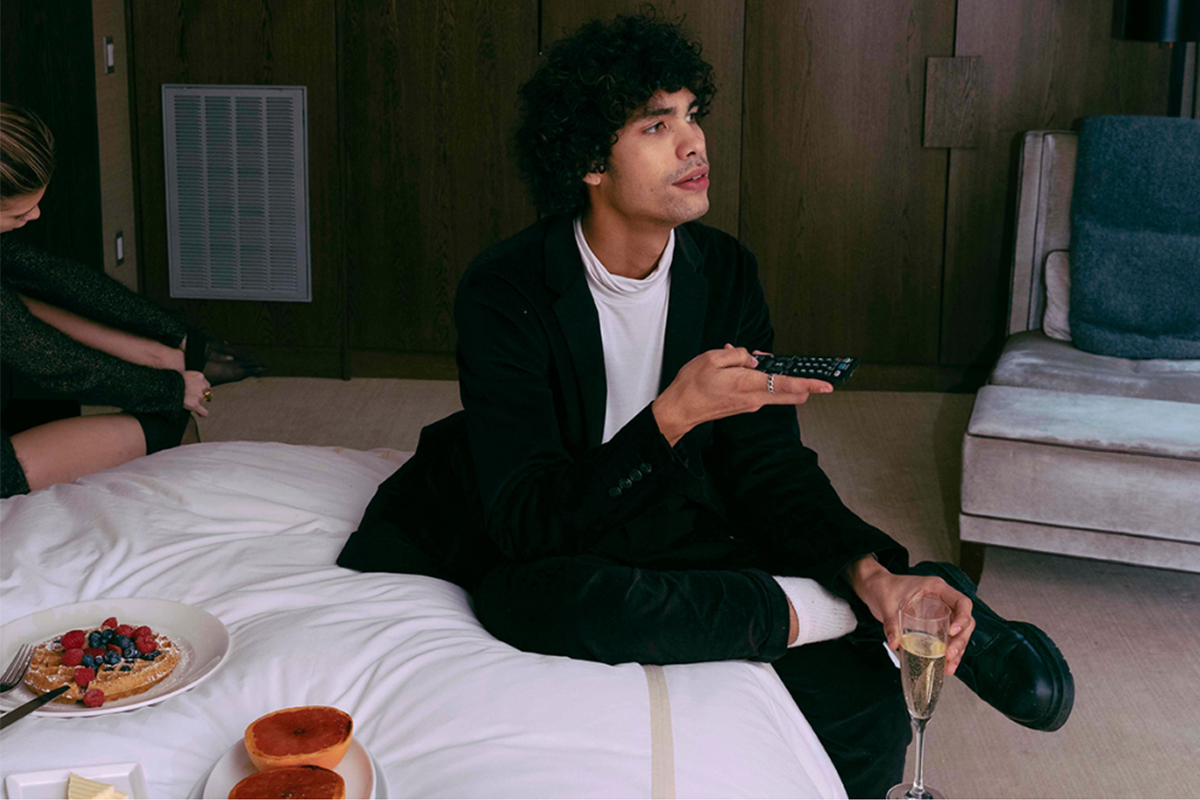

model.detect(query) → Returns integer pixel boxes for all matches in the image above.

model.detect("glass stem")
[911,716,929,798]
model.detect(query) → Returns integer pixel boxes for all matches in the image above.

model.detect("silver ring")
[766,374,775,394]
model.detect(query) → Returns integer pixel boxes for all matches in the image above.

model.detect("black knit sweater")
[1,234,187,413]
[1,235,190,496]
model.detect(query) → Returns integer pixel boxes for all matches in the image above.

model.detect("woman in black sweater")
[1,102,261,497]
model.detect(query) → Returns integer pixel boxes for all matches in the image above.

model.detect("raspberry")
[60,630,86,649]
[61,649,84,667]
[82,689,105,708]
[84,647,107,658]
[107,643,123,653]
[102,617,119,629]
[135,637,156,654]
[74,667,95,687]
[133,626,153,639]
[115,624,135,637]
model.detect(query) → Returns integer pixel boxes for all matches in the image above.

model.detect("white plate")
[201,738,376,800]
[0,598,230,718]
[4,762,147,799]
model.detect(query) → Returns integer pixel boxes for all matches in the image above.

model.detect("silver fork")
[0,645,33,693]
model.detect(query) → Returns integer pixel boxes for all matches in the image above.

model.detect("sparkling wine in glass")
[886,595,952,800]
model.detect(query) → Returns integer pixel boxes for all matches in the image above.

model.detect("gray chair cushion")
[963,386,1200,542]
[967,385,1200,460]
[990,330,1200,404]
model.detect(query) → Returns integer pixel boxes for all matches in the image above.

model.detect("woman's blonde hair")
[1,101,56,205]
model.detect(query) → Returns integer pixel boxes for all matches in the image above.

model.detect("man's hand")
[652,344,833,446]
[845,555,975,676]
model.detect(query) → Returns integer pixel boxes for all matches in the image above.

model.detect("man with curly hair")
[341,11,1073,798]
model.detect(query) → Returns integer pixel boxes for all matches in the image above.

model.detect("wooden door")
[341,0,539,376]
[740,0,956,369]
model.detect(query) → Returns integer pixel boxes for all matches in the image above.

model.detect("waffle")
[23,626,181,704]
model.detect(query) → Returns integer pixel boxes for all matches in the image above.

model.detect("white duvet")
[0,442,844,798]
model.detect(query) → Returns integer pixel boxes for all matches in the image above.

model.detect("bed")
[0,441,845,798]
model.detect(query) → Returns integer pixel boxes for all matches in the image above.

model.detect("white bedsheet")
[0,442,844,798]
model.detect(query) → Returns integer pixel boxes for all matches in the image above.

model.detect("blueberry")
[122,647,135,659]
[81,654,94,668]
[105,651,121,665]
[100,630,114,644]
[87,632,101,648]
[114,635,131,649]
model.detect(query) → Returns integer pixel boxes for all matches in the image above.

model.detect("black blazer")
[339,216,905,591]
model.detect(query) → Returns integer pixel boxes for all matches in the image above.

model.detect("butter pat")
[66,773,128,800]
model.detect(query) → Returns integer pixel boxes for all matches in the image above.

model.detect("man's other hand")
[652,344,833,446]
[845,555,975,676]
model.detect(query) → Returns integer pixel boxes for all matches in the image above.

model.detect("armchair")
[958,129,1200,577]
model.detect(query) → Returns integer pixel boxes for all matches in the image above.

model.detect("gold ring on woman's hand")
[202,388,213,403]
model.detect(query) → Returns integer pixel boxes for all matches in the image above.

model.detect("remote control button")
[630,469,643,481]
[640,462,652,473]
[619,478,632,490]
[609,486,622,498]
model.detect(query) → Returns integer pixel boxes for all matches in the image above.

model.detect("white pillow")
[1043,250,1072,341]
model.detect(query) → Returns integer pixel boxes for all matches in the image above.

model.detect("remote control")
[752,354,860,386]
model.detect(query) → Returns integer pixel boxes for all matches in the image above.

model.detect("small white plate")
[4,762,147,799]
[0,598,230,718]
[201,738,376,800]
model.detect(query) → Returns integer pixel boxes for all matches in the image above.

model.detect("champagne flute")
[886,595,952,800]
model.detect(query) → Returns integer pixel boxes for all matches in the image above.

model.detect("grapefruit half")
[244,706,354,772]
[228,764,346,799]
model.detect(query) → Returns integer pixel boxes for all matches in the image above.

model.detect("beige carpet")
[186,378,1199,798]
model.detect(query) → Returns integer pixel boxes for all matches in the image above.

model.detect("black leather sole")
[910,561,1075,732]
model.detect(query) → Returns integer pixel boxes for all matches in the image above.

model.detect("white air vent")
[162,85,311,301]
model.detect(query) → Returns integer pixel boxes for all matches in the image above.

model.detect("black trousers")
[472,541,911,799]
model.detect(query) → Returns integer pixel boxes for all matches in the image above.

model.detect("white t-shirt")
[575,216,674,444]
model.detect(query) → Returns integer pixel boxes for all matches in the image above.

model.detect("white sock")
[774,576,859,647]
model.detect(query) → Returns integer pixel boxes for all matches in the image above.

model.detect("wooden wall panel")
[341,0,538,356]
[0,0,104,271]
[128,0,343,373]
[740,0,955,363]
[542,0,745,238]
[940,0,1172,366]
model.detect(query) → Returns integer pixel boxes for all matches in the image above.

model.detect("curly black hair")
[514,9,716,217]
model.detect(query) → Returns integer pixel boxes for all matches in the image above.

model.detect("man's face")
[584,88,709,226]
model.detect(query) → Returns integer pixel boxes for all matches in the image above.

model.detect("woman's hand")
[182,370,212,417]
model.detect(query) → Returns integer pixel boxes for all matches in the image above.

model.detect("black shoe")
[185,327,268,386]
[909,561,1074,732]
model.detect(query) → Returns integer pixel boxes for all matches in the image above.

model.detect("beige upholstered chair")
[958,131,1200,577]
